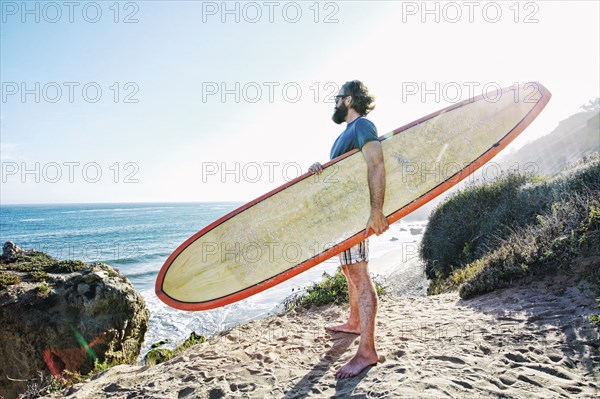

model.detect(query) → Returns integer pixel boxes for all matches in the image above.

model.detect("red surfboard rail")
[156,82,552,311]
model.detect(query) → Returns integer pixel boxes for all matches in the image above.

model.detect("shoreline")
[50,258,600,398]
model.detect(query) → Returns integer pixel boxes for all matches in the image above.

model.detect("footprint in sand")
[504,352,528,363]
[428,355,467,365]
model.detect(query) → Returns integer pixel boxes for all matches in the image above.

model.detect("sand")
[47,258,600,399]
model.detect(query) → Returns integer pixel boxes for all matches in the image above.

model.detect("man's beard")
[332,103,348,124]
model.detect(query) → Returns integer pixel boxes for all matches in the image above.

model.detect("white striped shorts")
[338,240,369,265]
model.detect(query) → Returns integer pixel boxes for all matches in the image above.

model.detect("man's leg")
[335,260,382,379]
[326,264,361,334]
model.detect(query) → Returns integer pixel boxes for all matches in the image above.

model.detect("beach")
[49,256,600,399]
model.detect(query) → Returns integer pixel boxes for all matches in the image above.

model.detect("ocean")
[0,202,427,358]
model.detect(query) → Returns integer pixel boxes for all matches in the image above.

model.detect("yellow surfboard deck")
[156,82,551,310]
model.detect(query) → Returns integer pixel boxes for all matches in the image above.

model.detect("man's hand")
[309,162,323,175]
[365,208,389,237]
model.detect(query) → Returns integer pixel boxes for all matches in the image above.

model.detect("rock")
[0,244,149,399]
[410,228,423,235]
[2,241,23,259]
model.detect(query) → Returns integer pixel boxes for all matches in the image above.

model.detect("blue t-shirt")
[329,117,378,160]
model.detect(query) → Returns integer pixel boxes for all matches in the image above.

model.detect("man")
[309,80,388,379]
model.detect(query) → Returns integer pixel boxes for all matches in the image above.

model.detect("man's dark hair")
[341,80,375,116]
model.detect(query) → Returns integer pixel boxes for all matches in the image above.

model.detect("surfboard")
[156,82,551,311]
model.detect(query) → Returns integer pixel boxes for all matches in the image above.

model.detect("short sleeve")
[354,118,379,150]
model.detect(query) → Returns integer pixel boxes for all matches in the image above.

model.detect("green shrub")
[458,194,598,298]
[178,331,206,351]
[421,173,550,281]
[300,269,350,307]
[3,251,55,272]
[31,271,49,282]
[58,359,119,391]
[144,348,174,366]
[422,153,599,298]
[144,332,206,366]
[36,283,50,296]
[288,268,386,309]
[0,271,20,289]
[2,253,88,275]
[590,314,600,328]
[47,260,87,273]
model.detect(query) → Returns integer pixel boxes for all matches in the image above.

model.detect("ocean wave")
[60,206,177,214]
[60,208,131,214]
[108,252,171,265]
[125,269,159,279]
[19,218,46,222]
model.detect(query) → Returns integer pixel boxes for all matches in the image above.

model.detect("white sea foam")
[60,206,177,214]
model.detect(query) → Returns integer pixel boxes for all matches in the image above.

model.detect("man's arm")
[362,140,389,236]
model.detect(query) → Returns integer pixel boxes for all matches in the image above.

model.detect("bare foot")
[335,353,383,379]
[325,323,361,335]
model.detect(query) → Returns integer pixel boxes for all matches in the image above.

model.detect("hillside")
[498,107,599,177]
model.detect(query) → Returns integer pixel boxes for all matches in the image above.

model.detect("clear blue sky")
[1,1,598,204]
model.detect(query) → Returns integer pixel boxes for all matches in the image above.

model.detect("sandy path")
[50,264,600,398]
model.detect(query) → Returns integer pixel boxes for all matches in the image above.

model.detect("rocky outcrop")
[2,241,22,259]
[0,242,149,399]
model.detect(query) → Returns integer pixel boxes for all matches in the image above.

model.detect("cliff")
[0,242,149,399]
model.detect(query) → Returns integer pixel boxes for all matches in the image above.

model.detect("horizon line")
[0,200,248,207]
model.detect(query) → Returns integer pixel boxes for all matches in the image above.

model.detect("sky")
[1,0,599,204]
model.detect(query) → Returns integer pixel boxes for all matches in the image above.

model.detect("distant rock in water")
[410,228,423,235]
[2,241,22,259]
[0,242,149,399]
